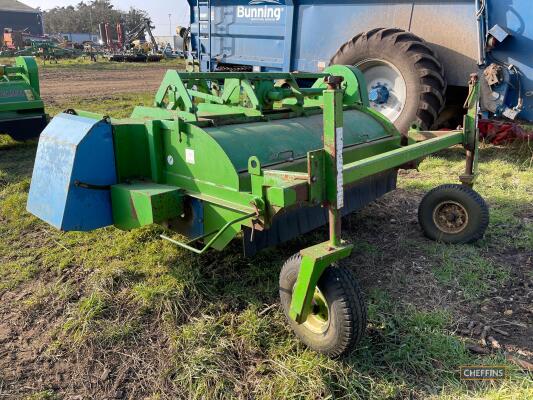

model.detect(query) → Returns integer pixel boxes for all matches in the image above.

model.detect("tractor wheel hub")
[368,83,390,105]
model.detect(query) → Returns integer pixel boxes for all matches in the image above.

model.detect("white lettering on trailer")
[336,127,344,209]
[236,6,283,21]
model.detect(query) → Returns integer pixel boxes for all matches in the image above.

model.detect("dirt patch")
[0,281,173,398]
[346,188,533,362]
[39,65,171,103]
[457,251,533,358]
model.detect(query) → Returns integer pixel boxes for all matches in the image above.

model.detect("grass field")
[0,55,183,70]
[0,79,532,398]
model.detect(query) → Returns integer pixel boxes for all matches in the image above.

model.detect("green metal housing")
[67,67,480,325]
[0,56,47,141]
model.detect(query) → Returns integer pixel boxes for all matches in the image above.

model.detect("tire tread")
[418,184,489,243]
[330,27,447,131]
[279,254,367,358]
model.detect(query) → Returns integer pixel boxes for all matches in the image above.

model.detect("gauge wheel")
[418,184,489,244]
[330,27,446,135]
[279,254,367,358]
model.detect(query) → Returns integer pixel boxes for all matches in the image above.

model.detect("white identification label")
[185,148,195,164]
[336,127,344,209]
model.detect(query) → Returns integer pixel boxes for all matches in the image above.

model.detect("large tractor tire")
[330,28,447,134]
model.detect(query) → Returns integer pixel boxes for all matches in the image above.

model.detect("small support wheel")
[279,254,367,358]
[418,184,489,244]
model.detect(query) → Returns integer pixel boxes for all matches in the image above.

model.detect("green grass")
[1,92,532,398]
[0,55,185,71]
[426,244,509,300]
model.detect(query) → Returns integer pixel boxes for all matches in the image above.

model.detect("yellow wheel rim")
[302,286,329,334]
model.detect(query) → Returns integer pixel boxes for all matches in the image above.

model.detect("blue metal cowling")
[27,113,117,231]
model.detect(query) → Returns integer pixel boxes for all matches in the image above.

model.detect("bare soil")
[38,64,171,103]
[348,187,533,359]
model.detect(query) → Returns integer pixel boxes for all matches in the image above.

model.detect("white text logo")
[237,5,283,21]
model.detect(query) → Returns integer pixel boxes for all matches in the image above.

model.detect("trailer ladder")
[196,0,212,71]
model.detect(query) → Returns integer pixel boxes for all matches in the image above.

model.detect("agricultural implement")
[0,56,47,141]
[27,67,488,356]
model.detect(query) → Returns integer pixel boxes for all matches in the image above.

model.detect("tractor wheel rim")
[355,59,407,122]
[432,200,469,234]
[301,286,330,334]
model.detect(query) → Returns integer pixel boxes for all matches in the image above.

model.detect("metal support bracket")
[160,211,255,254]
[289,241,353,323]
[289,76,354,324]
[460,74,481,187]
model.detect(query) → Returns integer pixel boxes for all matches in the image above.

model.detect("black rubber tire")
[418,184,489,244]
[330,27,447,134]
[279,254,367,358]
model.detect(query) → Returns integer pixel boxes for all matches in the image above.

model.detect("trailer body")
[188,0,533,123]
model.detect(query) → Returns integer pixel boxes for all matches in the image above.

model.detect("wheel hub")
[301,286,330,334]
[368,84,390,104]
[355,59,407,122]
[432,201,469,234]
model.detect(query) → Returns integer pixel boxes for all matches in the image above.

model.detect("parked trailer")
[187,0,533,134]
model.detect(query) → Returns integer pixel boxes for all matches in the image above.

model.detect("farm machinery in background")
[0,56,47,141]
[0,28,81,61]
[186,0,533,144]
[100,19,163,63]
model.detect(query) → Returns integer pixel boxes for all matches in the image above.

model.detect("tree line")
[42,0,149,35]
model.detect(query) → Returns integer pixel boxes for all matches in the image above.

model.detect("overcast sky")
[24,1,190,36]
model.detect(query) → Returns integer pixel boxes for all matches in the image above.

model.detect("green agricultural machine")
[27,67,488,357]
[0,56,47,141]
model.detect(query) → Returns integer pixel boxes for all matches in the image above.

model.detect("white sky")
[23,0,190,36]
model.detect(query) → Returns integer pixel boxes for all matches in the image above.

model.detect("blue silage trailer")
[184,0,533,134]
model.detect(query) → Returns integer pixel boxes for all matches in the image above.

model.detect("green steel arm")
[343,131,464,184]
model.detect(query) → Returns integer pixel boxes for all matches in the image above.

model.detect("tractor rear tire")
[418,184,489,244]
[330,28,446,134]
[279,254,367,358]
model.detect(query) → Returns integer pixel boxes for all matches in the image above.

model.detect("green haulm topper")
[0,56,47,141]
[27,67,488,357]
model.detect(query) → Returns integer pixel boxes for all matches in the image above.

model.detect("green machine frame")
[72,68,481,326]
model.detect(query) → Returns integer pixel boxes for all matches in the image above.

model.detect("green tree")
[43,1,149,35]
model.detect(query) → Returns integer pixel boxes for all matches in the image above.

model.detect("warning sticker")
[25,89,35,101]
[185,148,195,164]
[336,127,344,209]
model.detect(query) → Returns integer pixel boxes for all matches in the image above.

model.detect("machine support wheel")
[418,184,489,244]
[279,254,367,358]
[330,27,446,134]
